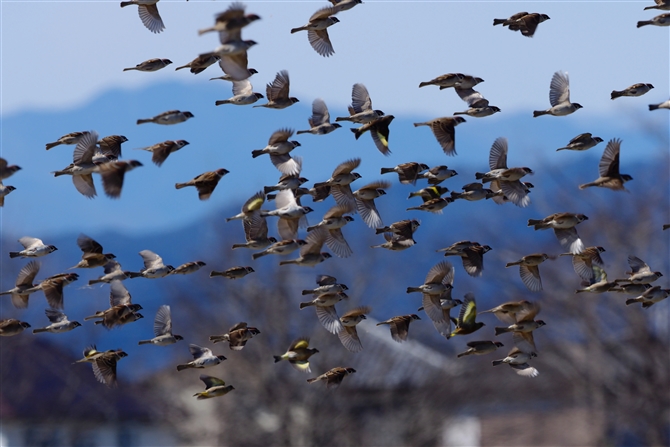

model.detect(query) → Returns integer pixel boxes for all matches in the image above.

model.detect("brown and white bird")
[381,162,430,185]
[0,183,15,206]
[90,349,128,387]
[274,338,319,373]
[52,131,100,198]
[123,58,172,72]
[353,180,390,228]
[177,344,226,371]
[329,0,362,13]
[279,226,331,267]
[300,291,348,334]
[407,261,454,297]
[418,73,465,89]
[307,367,356,387]
[533,71,582,117]
[88,260,141,285]
[261,188,313,240]
[45,131,90,150]
[307,204,354,258]
[649,99,670,110]
[0,158,21,181]
[479,300,533,322]
[27,272,79,310]
[492,347,539,377]
[505,254,550,292]
[312,157,362,209]
[370,232,416,251]
[291,6,340,57]
[252,239,306,260]
[69,234,115,270]
[231,211,277,250]
[9,237,57,259]
[170,261,206,276]
[337,306,371,352]
[136,140,189,167]
[419,165,458,185]
[120,0,164,34]
[135,250,173,279]
[84,280,143,329]
[575,266,617,294]
[440,241,491,277]
[410,261,458,338]
[254,70,299,109]
[175,54,220,75]
[96,135,128,162]
[0,261,41,309]
[450,183,495,202]
[351,115,395,156]
[616,255,664,285]
[413,117,466,156]
[579,138,632,190]
[475,137,533,207]
[528,212,588,254]
[138,305,183,346]
[453,85,500,118]
[97,160,143,199]
[637,13,670,27]
[611,83,654,99]
[209,266,255,279]
[375,219,420,241]
[457,341,505,358]
[210,322,260,350]
[493,301,545,354]
[32,309,81,334]
[336,83,384,124]
[625,286,670,308]
[301,275,348,296]
[0,319,31,337]
[175,168,229,200]
[376,314,421,343]
[505,13,550,37]
[198,3,260,36]
[136,110,194,125]
[644,0,670,10]
[556,133,603,151]
[251,128,302,176]
[297,98,341,135]
[215,79,264,106]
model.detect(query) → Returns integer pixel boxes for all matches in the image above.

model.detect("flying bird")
[97,160,143,199]
[254,70,299,109]
[32,309,81,334]
[9,237,57,259]
[413,117,466,156]
[448,293,485,338]
[0,261,41,309]
[556,133,603,151]
[611,83,654,99]
[297,99,341,135]
[337,306,371,352]
[120,0,164,34]
[579,138,632,190]
[138,305,183,346]
[505,253,549,292]
[528,212,588,254]
[69,234,116,269]
[123,58,172,72]
[209,266,255,279]
[175,168,229,200]
[336,83,384,124]
[136,140,189,167]
[210,322,260,350]
[273,338,319,373]
[193,375,235,400]
[307,367,356,388]
[377,314,421,343]
[291,6,340,57]
[177,344,226,371]
[353,180,390,228]
[136,110,194,125]
[637,12,670,27]
[533,71,582,117]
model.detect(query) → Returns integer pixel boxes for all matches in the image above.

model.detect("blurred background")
[1,0,669,446]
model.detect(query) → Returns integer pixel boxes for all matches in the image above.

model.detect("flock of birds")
[1,0,670,396]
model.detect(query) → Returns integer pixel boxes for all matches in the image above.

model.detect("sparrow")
[177,344,226,371]
[457,341,504,358]
[215,79,264,106]
[418,73,465,89]
[299,291,348,334]
[381,162,430,185]
[556,133,603,151]
[252,239,307,260]
[611,83,654,99]
[375,219,420,240]
[351,115,395,156]
[649,99,670,110]
[120,0,164,34]
[492,348,539,377]
[210,266,255,279]
[52,130,100,198]
[279,227,331,267]
[528,212,588,254]
[492,12,529,26]
[419,165,459,185]
[170,261,206,275]
[210,322,260,350]
[69,234,116,269]
[0,158,21,181]
[123,58,172,72]
[88,260,141,285]
[0,319,31,336]
[297,98,342,135]
[138,305,183,346]
[413,117,466,156]
[307,367,356,388]
[198,3,260,36]
[337,306,371,352]
[453,74,485,89]
[448,292,485,338]
[251,128,302,176]
[637,13,670,27]
[407,261,454,296]
[336,83,384,124]
[210,30,257,82]
[274,338,319,373]
[615,255,664,284]
[370,232,416,251]
[450,183,495,202]
[136,110,194,125]
[533,71,583,117]
[0,183,16,206]
[32,309,81,334]
[329,0,362,13]
[175,54,220,74]
[264,174,309,194]
[407,185,450,201]
[262,189,313,240]
[453,86,500,118]
[625,285,670,308]
[506,13,550,37]
[376,314,421,343]
[0,261,40,308]
[97,160,143,199]
[579,138,632,190]
[353,180,390,228]
[479,300,533,322]
[291,6,340,57]
[227,191,265,222]
[9,237,57,258]
[231,211,277,250]
[27,272,79,310]
[135,250,174,278]
[418,292,462,339]
[136,140,189,167]
[45,131,90,150]
[254,70,299,109]
[96,135,128,162]
[493,302,545,353]
[90,349,128,387]
[644,0,670,10]
[193,375,235,400]
[575,266,617,293]
[175,168,229,200]
[441,243,493,277]
[407,197,454,214]
[312,157,362,209]
[307,204,354,258]
[84,280,143,329]
[301,275,348,296]
[505,253,550,292]
[476,137,533,207]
